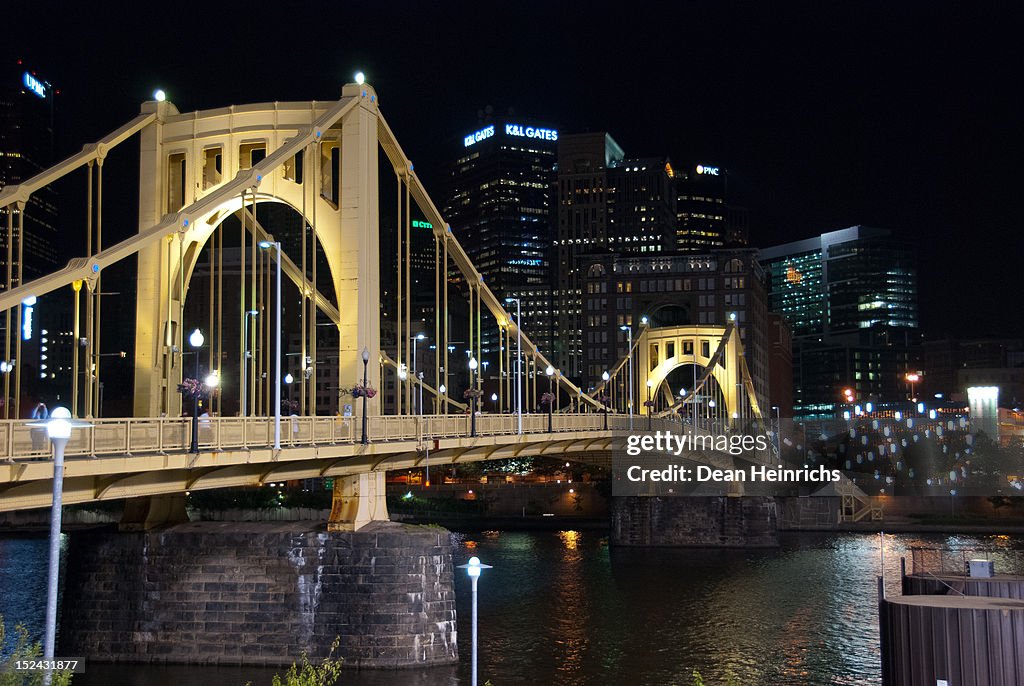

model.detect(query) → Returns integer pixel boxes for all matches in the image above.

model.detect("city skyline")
[3,1,1022,340]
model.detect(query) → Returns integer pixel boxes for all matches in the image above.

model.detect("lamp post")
[189,328,204,453]
[545,365,554,433]
[619,325,634,430]
[30,407,88,686]
[469,357,478,437]
[490,392,498,412]
[504,297,522,434]
[361,347,370,445]
[457,556,493,686]
[439,383,446,419]
[646,379,653,431]
[411,333,425,414]
[259,240,283,450]
[905,372,920,401]
[241,309,257,417]
[602,370,610,430]
[284,373,294,412]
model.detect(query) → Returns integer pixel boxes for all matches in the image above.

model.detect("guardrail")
[909,547,1024,577]
[0,412,623,462]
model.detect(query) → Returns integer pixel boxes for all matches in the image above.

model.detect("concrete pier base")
[610,496,779,547]
[60,521,457,668]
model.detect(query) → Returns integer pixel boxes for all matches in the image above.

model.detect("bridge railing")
[0,412,614,462]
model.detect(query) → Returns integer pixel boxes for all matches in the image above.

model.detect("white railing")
[0,412,615,463]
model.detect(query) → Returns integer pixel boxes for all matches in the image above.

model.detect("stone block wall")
[60,521,457,668]
[610,496,778,547]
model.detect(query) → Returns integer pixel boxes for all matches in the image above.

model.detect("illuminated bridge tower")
[444,114,559,370]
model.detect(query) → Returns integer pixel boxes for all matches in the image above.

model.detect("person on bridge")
[30,400,49,452]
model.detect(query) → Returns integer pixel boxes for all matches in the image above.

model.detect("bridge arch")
[636,325,741,418]
[134,88,381,417]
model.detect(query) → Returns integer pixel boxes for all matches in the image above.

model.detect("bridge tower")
[132,85,380,418]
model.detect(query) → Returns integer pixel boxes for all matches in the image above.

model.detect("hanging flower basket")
[643,399,655,408]
[463,388,484,399]
[596,394,611,405]
[540,392,555,406]
[177,378,207,399]
[349,383,377,399]
[281,399,299,414]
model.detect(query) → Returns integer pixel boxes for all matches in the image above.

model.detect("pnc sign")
[696,164,720,176]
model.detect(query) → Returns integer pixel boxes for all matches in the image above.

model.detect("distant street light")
[601,370,610,430]
[545,365,555,433]
[361,347,370,445]
[189,328,204,453]
[259,240,283,451]
[469,357,478,437]
[619,325,634,430]
[457,556,493,686]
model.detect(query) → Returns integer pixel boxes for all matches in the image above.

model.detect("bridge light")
[546,365,554,376]
[439,384,446,394]
[354,71,365,85]
[259,241,273,249]
[602,371,610,382]
[469,357,478,371]
[640,315,649,326]
[153,89,166,102]
[189,328,204,348]
[204,373,219,388]
[729,312,737,321]
[284,373,294,384]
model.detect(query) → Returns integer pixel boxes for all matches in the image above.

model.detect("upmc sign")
[22,72,46,99]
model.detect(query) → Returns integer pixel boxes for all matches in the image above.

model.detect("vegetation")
[692,669,739,685]
[0,616,73,686]
[246,638,343,686]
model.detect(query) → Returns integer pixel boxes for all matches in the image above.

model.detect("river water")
[1,529,1021,686]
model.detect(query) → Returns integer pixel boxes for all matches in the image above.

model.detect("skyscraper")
[555,133,676,378]
[0,62,59,287]
[675,163,749,251]
[760,226,918,420]
[444,115,559,363]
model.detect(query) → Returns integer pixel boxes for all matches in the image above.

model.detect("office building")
[580,248,771,408]
[1,63,59,286]
[760,226,919,420]
[555,133,676,378]
[675,163,749,251]
[444,115,559,367]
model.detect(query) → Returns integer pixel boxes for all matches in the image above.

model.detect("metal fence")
[909,547,1024,577]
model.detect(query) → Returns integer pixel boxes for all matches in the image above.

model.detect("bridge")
[0,80,767,530]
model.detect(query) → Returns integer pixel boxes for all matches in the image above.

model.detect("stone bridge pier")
[610,495,779,547]
[59,520,458,668]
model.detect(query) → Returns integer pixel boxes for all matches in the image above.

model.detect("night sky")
[5,1,1023,338]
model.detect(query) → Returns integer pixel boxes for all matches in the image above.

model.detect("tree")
[0,616,73,686]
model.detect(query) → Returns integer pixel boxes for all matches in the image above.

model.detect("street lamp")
[545,365,554,433]
[457,556,493,686]
[284,373,294,412]
[411,333,425,414]
[469,357,478,437]
[189,328,204,453]
[601,370,610,430]
[905,372,921,401]
[619,325,634,430]
[241,309,257,417]
[646,379,654,431]
[504,297,522,435]
[490,392,498,411]
[259,240,283,451]
[439,384,447,420]
[29,407,88,686]
[361,347,370,445]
